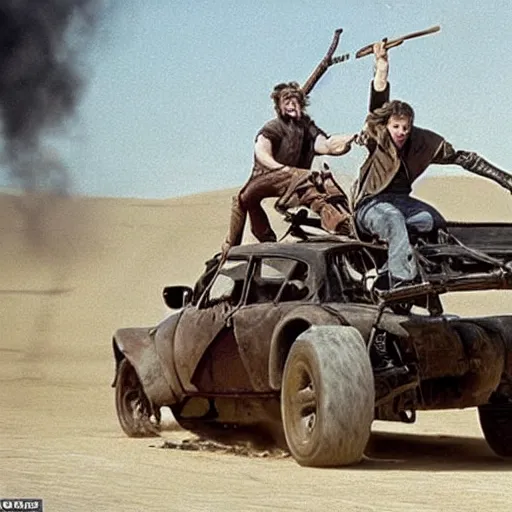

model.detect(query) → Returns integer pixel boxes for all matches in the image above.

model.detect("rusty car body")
[112,220,512,467]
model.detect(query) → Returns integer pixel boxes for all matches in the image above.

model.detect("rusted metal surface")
[323,303,409,341]
[411,319,505,409]
[153,312,186,402]
[454,321,505,405]
[403,318,469,379]
[173,302,231,392]
[113,224,512,427]
[233,304,290,391]
[113,327,177,405]
[463,316,512,375]
[267,305,343,390]
[191,329,254,393]
[447,222,512,255]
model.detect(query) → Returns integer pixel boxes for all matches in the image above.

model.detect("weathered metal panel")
[233,303,293,391]
[465,316,512,375]
[153,311,186,401]
[403,317,469,378]
[447,222,512,255]
[267,305,342,390]
[114,327,177,405]
[322,303,410,341]
[414,317,507,409]
[191,329,254,393]
[173,302,230,392]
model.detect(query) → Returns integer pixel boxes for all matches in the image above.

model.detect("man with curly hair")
[221,76,363,255]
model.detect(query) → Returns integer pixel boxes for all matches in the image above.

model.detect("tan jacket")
[352,126,457,208]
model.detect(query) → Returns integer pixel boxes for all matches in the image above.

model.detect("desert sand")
[1,175,512,512]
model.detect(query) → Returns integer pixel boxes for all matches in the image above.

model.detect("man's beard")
[279,111,303,123]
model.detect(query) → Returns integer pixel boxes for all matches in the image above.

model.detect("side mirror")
[163,285,193,309]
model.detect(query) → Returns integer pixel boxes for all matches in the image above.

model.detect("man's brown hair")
[271,81,309,115]
[364,100,415,150]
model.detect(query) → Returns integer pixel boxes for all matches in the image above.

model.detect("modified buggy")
[112,215,512,467]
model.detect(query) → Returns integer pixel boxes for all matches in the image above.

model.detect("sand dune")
[1,175,511,512]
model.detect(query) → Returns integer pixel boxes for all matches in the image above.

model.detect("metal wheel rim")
[285,360,318,447]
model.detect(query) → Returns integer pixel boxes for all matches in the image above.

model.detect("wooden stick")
[355,25,441,59]
[301,28,349,95]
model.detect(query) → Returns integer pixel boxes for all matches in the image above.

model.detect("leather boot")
[371,331,409,378]
[455,151,512,193]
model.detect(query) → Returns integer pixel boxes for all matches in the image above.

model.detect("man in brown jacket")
[353,47,512,289]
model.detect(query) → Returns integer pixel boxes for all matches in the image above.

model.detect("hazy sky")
[11,0,512,198]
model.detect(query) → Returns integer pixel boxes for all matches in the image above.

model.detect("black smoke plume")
[0,0,104,193]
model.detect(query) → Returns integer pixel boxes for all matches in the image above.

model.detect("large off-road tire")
[478,403,512,458]
[281,325,374,467]
[115,358,160,437]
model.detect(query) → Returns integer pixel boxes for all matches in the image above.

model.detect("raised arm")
[373,42,389,92]
[369,42,390,112]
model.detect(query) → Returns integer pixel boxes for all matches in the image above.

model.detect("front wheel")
[281,325,374,467]
[115,358,160,437]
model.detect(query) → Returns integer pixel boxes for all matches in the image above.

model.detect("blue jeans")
[356,194,445,283]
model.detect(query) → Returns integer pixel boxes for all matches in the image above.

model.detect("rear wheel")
[478,403,512,458]
[281,325,374,467]
[115,358,160,437]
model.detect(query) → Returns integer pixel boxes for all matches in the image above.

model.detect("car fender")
[444,318,506,406]
[465,316,512,376]
[268,305,342,390]
[324,302,410,341]
[153,311,186,400]
[113,326,179,406]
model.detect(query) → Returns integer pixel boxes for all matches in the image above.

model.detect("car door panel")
[190,326,254,393]
[173,302,231,392]
[233,303,296,391]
